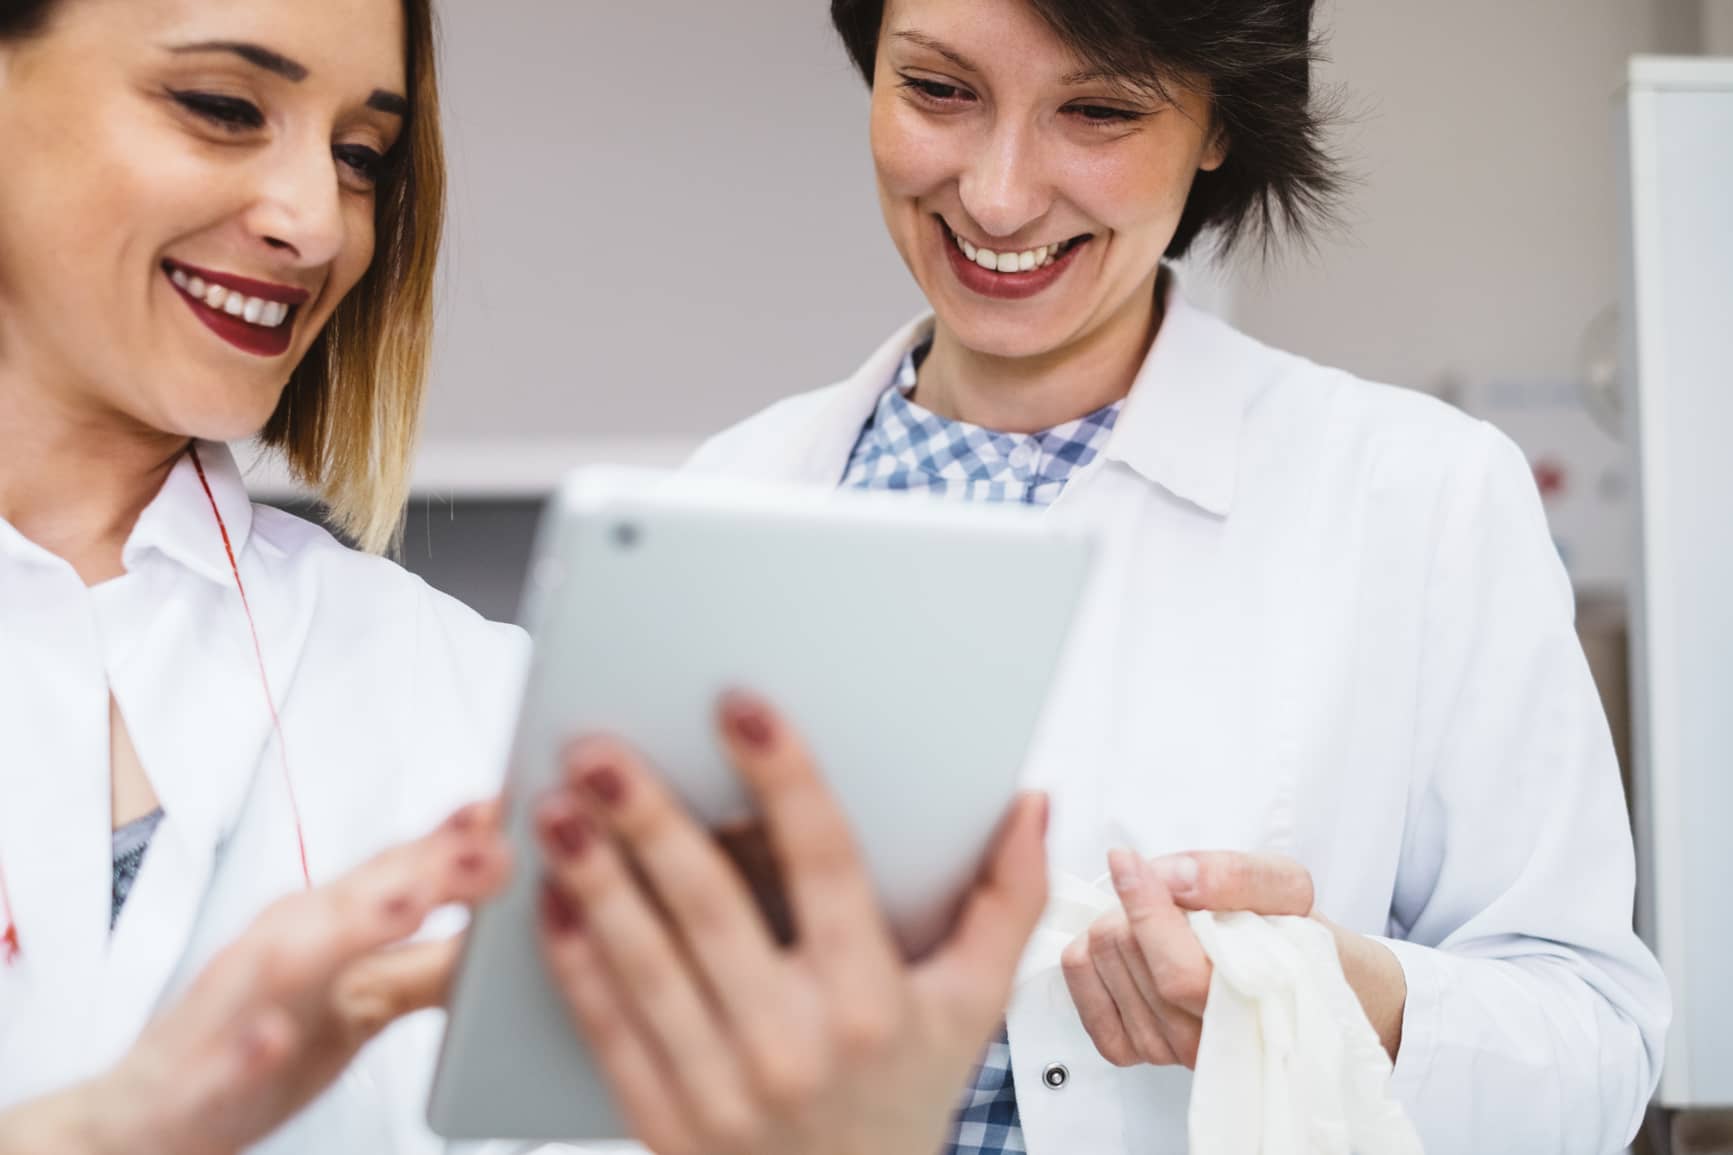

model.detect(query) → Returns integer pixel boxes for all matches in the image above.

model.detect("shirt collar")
[122,440,256,586]
[1101,278,1264,518]
[856,343,1123,490]
[819,270,1262,517]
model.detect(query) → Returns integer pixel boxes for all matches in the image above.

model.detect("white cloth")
[1022,874,1422,1155]
[1188,913,1420,1155]
[0,443,536,1153]
[685,276,1670,1155]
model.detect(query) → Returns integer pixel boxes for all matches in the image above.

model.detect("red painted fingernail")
[582,766,626,807]
[456,850,487,874]
[550,812,592,859]
[724,700,774,749]
[540,880,584,934]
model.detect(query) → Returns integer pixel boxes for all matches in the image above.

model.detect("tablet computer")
[428,466,1094,1142]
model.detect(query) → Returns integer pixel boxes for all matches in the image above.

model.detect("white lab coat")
[0,444,530,1153]
[684,284,1671,1154]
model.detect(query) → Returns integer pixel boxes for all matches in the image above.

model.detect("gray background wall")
[423,1,919,441]
[378,0,1723,621]
[1229,0,1707,396]
[415,0,1716,447]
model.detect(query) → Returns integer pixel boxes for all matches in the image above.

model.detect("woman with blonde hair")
[0,2,1047,1151]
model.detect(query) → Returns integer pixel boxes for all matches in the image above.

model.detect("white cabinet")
[1620,55,1733,1109]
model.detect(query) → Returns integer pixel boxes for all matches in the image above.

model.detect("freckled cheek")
[1063,148,1195,241]
[870,105,958,204]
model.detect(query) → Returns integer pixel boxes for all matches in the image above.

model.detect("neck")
[0,368,188,585]
[915,268,1166,434]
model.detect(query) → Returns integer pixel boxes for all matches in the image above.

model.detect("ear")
[1199,122,1229,174]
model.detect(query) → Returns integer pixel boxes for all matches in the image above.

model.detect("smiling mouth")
[940,217,1092,274]
[162,260,301,329]
[162,259,309,358]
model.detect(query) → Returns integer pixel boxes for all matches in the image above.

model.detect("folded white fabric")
[1187,909,1422,1155]
[1022,872,1423,1155]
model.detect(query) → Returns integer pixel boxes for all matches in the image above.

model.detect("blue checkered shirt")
[840,339,1120,1155]
[840,342,1121,507]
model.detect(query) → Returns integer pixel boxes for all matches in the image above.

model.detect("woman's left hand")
[1061,850,1406,1069]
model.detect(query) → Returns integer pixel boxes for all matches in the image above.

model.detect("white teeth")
[951,227,1070,274]
[173,266,291,328]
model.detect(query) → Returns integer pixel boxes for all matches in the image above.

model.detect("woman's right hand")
[533,692,1050,1155]
[0,802,510,1155]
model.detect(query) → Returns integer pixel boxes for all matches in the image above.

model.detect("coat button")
[1041,1062,1069,1089]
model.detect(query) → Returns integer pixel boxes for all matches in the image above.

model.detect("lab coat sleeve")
[1376,423,1669,1154]
[374,588,540,1155]
[399,583,531,835]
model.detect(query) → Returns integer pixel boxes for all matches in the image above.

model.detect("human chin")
[915,238,1098,360]
[148,314,303,439]
[929,291,1087,361]
[137,363,290,443]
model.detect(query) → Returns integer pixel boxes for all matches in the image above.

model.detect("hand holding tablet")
[529,695,1050,1155]
[430,468,1094,1141]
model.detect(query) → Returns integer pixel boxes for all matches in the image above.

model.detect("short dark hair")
[0,0,56,39]
[830,0,1342,259]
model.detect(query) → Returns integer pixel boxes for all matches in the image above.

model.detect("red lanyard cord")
[0,869,17,966]
[189,445,311,890]
[0,446,311,968]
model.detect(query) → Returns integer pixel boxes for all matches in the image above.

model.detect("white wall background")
[422,1,921,443]
[1228,0,1696,397]
[412,0,1713,452]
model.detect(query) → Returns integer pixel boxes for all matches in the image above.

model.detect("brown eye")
[1068,103,1142,124]
[899,75,973,105]
[171,90,265,131]
[334,143,387,186]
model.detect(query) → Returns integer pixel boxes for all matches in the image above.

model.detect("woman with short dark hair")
[668,0,1672,1151]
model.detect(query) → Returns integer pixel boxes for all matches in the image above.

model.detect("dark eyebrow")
[168,40,308,82]
[1060,67,1163,102]
[367,90,407,117]
[891,30,979,74]
[1061,67,1122,87]
[167,41,406,115]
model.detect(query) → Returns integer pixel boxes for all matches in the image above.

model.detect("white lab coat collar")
[770,274,1259,516]
[123,441,256,586]
[1104,282,1258,517]
[0,441,258,583]
[0,442,292,1095]
[782,313,936,487]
